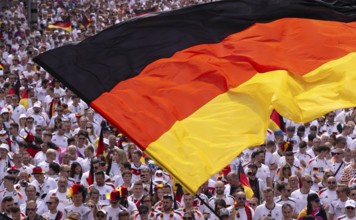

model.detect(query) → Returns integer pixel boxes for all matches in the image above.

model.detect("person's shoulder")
[336,215,347,220]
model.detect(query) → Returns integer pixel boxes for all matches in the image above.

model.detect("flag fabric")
[269,110,286,132]
[80,14,91,30]
[238,163,254,199]
[96,126,105,156]
[19,88,29,109]
[48,17,72,32]
[34,0,356,194]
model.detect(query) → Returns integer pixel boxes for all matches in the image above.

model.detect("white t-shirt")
[253,203,282,220]
[256,164,270,185]
[290,189,316,213]
[329,199,349,220]
[319,188,338,206]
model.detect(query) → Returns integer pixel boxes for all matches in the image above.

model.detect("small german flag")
[48,16,71,32]
[238,163,254,199]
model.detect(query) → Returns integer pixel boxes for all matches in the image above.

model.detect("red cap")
[110,190,121,202]
[32,167,44,174]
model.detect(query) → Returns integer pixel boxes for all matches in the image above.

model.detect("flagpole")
[195,194,223,220]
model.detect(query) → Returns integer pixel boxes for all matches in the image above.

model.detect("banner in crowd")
[34,0,356,193]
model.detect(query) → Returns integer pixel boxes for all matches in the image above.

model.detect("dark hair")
[95,170,105,178]
[2,196,13,203]
[70,162,83,179]
[4,175,16,182]
[10,206,20,213]
[49,162,60,174]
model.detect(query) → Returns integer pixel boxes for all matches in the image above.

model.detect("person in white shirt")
[253,187,282,220]
[30,166,57,200]
[87,171,116,206]
[337,200,356,220]
[228,191,254,220]
[307,145,332,192]
[10,94,26,124]
[329,184,351,220]
[43,177,72,213]
[51,121,68,150]
[290,174,316,213]
[319,176,338,208]
[208,181,235,211]
[254,149,272,187]
[274,183,298,218]
[155,194,182,220]
[41,196,64,220]
[330,148,346,182]
[63,184,94,220]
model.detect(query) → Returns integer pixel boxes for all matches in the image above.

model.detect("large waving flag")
[34,0,356,194]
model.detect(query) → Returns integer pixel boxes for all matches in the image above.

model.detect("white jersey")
[337,214,356,220]
[88,183,116,206]
[290,189,316,213]
[274,196,297,213]
[308,157,332,191]
[319,188,338,206]
[253,203,282,220]
[31,176,57,200]
[63,204,94,220]
[256,164,270,185]
[329,199,350,220]
[44,188,72,213]
[154,211,182,220]
[103,205,128,220]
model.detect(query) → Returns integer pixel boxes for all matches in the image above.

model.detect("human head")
[326,176,337,190]
[249,197,259,210]
[345,200,356,218]
[307,193,320,211]
[46,196,59,211]
[162,194,173,212]
[262,187,274,203]
[234,191,246,208]
[138,205,150,220]
[282,203,293,219]
[1,196,14,213]
[215,181,225,196]
[301,175,313,191]
[25,200,37,218]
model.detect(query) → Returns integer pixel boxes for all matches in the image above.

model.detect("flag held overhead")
[34,0,356,194]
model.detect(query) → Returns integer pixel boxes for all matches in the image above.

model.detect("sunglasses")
[96,215,105,218]
[347,207,355,210]
[332,153,342,155]
[328,181,336,184]
[249,203,257,206]
[237,197,246,201]
[305,180,313,184]
[26,208,36,211]
[46,202,53,205]
[8,171,18,174]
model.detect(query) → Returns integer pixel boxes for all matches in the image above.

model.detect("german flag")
[48,17,71,32]
[33,0,356,194]
[269,110,286,131]
[238,163,254,199]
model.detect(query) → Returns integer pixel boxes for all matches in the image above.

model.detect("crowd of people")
[0,0,356,220]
